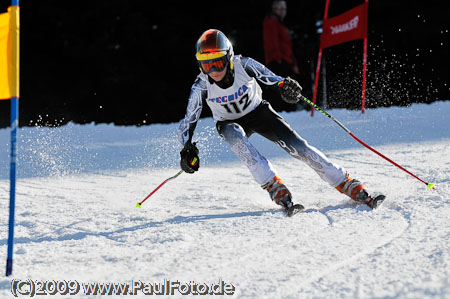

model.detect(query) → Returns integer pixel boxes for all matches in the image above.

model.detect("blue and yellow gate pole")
[6,0,20,277]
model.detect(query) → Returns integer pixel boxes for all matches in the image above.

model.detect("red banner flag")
[320,3,368,49]
[312,1,369,116]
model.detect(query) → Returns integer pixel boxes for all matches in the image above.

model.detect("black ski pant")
[216,101,346,186]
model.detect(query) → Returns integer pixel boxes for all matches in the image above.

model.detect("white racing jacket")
[178,55,284,146]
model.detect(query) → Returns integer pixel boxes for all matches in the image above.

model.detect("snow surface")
[0,101,449,298]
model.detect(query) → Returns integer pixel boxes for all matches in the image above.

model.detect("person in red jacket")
[263,0,300,76]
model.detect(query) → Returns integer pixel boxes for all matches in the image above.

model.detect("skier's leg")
[216,121,293,209]
[254,103,347,187]
[216,121,275,185]
[254,103,380,206]
[276,132,347,187]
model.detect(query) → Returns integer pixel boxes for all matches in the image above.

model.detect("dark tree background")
[0,0,448,128]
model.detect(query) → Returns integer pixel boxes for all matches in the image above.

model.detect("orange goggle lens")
[198,56,229,74]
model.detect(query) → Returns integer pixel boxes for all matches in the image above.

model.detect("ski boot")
[262,175,304,216]
[336,174,385,209]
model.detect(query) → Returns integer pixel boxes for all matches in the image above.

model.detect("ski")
[287,204,305,217]
[285,195,385,216]
[368,195,386,209]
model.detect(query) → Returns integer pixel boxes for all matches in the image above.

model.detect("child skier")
[178,29,384,216]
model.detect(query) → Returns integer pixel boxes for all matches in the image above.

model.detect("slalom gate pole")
[136,157,199,208]
[300,96,435,190]
[6,0,20,277]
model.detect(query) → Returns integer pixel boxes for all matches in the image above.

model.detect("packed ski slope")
[0,101,449,298]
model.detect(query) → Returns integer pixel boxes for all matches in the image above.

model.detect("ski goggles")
[197,55,229,74]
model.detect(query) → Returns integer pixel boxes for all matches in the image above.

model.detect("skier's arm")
[178,77,207,147]
[241,57,302,103]
[241,56,284,88]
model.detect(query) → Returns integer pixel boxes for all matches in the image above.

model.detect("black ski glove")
[180,142,199,173]
[278,77,303,104]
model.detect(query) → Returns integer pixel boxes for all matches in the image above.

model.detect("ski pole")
[136,157,198,208]
[300,96,435,190]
